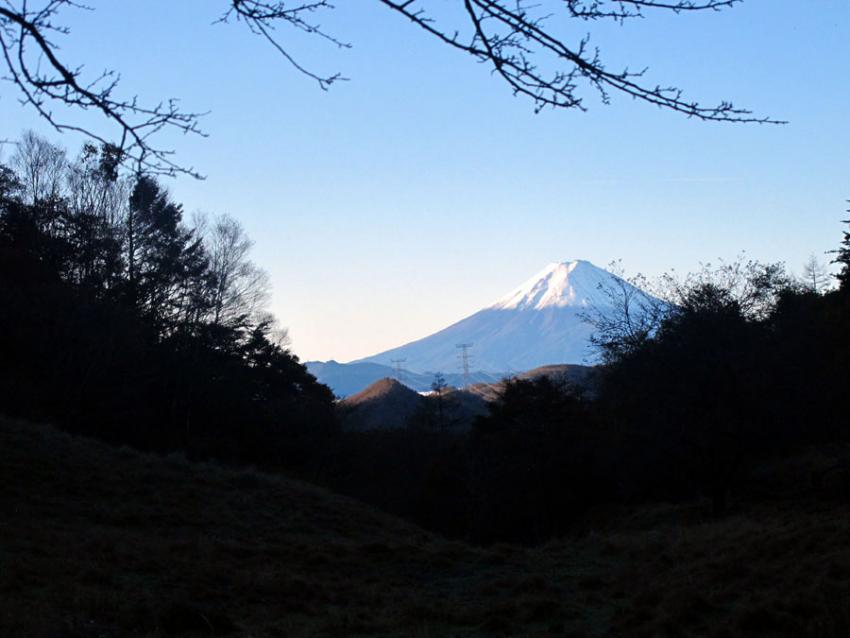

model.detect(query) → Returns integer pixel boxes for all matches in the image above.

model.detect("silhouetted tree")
[583,262,668,363]
[199,213,271,328]
[597,259,790,514]
[125,176,212,334]
[0,163,21,200]
[802,254,831,294]
[431,373,448,432]
[832,213,850,291]
[65,143,129,224]
[10,130,66,205]
[471,376,607,542]
[0,135,337,475]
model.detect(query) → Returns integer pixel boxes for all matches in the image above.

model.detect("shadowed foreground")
[1,417,848,637]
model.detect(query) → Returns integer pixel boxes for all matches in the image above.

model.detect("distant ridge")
[464,363,598,402]
[305,360,501,397]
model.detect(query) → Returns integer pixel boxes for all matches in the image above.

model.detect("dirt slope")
[1,417,849,637]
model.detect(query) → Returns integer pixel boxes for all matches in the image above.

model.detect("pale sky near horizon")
[2,1,849,362]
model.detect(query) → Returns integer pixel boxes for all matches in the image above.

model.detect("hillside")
[338,378,425,430]
[2,417,850,637]
[338,378,489,431]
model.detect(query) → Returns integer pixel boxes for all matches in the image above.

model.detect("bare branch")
[379,0,783,123]
[581,262,669,363]
[219,0,349,90]
[0,1,207,178]
[564,0,742,20]
[0,0,783,180]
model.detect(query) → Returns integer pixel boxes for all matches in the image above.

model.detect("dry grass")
[1,417,849,636]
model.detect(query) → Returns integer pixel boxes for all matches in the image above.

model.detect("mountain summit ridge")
[490,259,618,311]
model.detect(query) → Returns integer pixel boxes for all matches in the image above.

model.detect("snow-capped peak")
[490,259,616,311]
[322,259,659,392]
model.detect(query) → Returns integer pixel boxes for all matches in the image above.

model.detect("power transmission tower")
[456,343,473,387]
[390,358,407,383]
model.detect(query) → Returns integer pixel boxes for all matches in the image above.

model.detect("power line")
[390,358,407,384]
[455,343,473,387]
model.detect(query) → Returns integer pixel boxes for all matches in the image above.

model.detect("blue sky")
[2,1,848,361]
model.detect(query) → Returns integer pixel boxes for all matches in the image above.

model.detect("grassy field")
[1,417,849,637]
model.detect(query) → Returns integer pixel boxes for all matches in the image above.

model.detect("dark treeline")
[595,259,850,516]
[323,245,850,544]
[0,133,336,473]
[3,131,850,546]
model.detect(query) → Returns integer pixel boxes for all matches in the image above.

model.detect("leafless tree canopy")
[0,1,207,177]
[220,1,350,90]
[581,263,669,363]
[199,212,272,328]
[802,254,832,294]
[377,0,779,120]
[584,257,792,363]
[1,0,781,177]
[11,129,67,204]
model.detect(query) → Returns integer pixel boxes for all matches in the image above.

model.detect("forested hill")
[0,134,336,471]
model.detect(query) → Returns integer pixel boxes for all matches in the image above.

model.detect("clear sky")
[2,1,848,362]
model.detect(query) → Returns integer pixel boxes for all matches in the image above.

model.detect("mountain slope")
[355,260,649,373]
[337,378,491,431]
[338,377,425,430]
[4,416,850,637]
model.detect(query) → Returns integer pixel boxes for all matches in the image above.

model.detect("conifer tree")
[832,213,850,291]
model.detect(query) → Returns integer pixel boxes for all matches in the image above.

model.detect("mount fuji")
[307,260,652,396]
[355,259,636,372]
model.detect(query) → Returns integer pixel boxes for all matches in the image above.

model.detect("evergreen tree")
[431,373,448,432]
[832,212,850,291]
[126,176,212,335]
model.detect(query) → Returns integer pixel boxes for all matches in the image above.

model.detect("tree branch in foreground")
[0,0,782,179]
[0,1,207,178]
[378,0,783,123]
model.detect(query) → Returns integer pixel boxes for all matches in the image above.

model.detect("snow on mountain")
[492,260,618,311]
[352,259,643,375]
